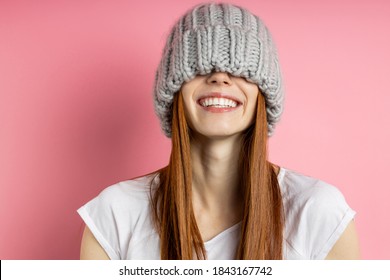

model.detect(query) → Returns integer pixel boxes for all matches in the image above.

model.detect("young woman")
[78,2,360,260]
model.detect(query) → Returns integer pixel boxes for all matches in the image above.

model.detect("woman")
[78,2,360,260]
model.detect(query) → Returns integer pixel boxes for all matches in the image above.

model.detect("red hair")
[151,91,284,259]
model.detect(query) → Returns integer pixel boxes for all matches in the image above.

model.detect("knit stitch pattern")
[153,2,284,137]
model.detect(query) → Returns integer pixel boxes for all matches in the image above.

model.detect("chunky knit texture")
[153,2,284,137]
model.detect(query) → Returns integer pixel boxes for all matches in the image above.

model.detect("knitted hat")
[153,2,284,137]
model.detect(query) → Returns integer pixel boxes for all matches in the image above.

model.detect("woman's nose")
[206,72,233,86]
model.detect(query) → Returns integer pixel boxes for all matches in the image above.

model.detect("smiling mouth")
[199,97,238,108]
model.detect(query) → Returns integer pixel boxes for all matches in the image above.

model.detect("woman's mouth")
[197,95,241,113]
[199,97,238,108]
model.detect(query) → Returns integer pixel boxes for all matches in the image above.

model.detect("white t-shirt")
[77,167,356,260]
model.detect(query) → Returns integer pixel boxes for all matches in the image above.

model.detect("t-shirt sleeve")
[302,182,356,259]
[77,186,123,260]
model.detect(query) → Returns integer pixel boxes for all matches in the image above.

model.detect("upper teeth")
[200,98,238,108]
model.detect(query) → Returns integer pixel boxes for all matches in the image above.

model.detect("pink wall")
[0,0,389,259]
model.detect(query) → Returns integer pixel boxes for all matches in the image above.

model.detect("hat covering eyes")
[153,2,284,137]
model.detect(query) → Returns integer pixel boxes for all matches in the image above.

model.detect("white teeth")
[200,97,238,108]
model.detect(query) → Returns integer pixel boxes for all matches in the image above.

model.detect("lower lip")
[198,104,240,113]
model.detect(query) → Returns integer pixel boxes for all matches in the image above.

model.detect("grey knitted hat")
[153,2,284,137]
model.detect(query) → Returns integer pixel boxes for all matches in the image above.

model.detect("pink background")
[1,0,389,259]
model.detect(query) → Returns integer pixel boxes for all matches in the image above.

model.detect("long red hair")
[151,91,284,259]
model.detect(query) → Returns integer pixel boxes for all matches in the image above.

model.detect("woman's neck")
[190,134,243,211]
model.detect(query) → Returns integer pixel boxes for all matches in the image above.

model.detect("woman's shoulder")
[100,173,157,197]
[279,166,356,259]
[77,172,160,260]
[97,174,158,205]
[278,166,347,207]
[93,173,159,210]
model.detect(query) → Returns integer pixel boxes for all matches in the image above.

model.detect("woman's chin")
[190,128,243,140]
